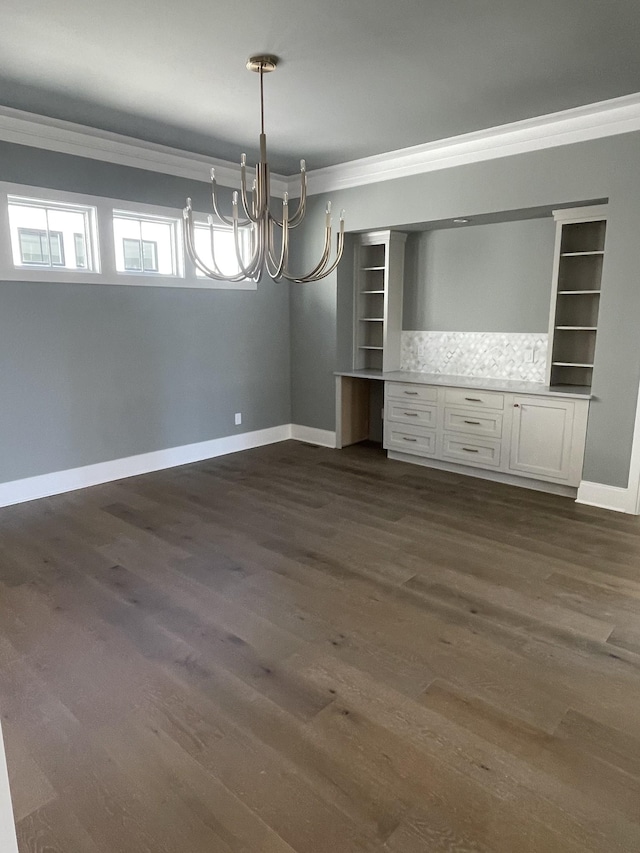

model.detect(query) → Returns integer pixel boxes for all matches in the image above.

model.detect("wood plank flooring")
[2,439,640,852]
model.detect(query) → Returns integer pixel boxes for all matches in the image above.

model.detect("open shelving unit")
[547,206,607,389]
[353,230,407,372]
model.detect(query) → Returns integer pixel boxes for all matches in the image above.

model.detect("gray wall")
[403,218,556,332]
[290,131,640,488]
[0,142,291,484]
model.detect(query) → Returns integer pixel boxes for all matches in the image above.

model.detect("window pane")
[8,198,96,272]
[19,229,49,265]
[142,240,158,272]
[50,232,65,266]
[122,238,143,271]
[113,213,177,275]
[74,233,86,269]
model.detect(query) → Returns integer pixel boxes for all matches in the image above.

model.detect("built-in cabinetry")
[353,230,406,372]
[384,380,589,489]
[547,205,607,389]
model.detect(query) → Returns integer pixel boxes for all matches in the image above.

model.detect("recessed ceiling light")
[453,218,470,224]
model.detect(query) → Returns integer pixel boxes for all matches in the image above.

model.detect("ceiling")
[2,0,640,174]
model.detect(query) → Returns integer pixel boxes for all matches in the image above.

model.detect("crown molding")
[1,94,640,202]
[290,92,640,197]
[0,104,289,196]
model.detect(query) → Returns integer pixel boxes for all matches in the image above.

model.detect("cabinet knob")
[514,403,520,408]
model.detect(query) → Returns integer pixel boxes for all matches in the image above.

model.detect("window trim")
[113,209,180,278]
[0,181,257,290]
[8,194,98,274]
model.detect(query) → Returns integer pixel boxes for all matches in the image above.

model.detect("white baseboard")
[0,424,339,509]
[0,424,292,509]
[576,480,638,514]
[0,724,18,853]
[290,425,337,448]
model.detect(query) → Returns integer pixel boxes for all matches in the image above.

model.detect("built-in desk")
[335,370,592,495]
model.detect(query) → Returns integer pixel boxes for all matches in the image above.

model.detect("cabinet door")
[509,398,576,482]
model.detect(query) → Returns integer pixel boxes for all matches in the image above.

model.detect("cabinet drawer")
[387,401,437,428]
[444,407,503,439]
[444,388,504,410]
[441,433,502,467]
[386,382,438,404]
[384,423,436,456]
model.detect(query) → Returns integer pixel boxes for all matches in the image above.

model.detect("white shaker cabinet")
[383,380,590,493]
[508,396,588,484]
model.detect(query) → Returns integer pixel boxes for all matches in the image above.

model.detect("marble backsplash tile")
[401,331,548,382]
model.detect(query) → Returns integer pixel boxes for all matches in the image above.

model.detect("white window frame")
[0,181,256,290]
[113,209,182,278]
[7,194,99,275]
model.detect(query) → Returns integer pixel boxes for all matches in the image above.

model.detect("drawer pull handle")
[464,420,481,425]
[403,390,419,395]
[403,412,419,417]
[462,447,479,453]
[402,437,418,442]
[464,397,483,402]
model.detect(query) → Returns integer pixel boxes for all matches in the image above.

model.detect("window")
[193,223,246,278]
[74,233,87,269]
[113,212,179,276]
[18,228,65,266]
[8,196,97,272]
[122,238,159,272]
[0,182,256,290]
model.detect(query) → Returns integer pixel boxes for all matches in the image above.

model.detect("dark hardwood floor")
[2,439,640,852]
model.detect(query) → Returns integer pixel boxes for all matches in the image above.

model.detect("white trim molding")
[0,425,337,509]
[2,94,640,200]
[295,92,640,196]
[0,724,18,853]
[0,426,291,508]
[290,425,337,448]
[577,379,640,515]
[0,104,289,197]
[576,481,638,514]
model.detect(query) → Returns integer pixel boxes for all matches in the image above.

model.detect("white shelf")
[353,231,407,373]
[552,362,594,368]
[548,208,607,389]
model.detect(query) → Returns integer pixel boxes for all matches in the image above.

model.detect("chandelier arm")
[281,213,345,282]
[287,170,308,228]
[265,215,289,281]
[281,210,333,280]
[183,213,248,282]
[239,158,262,223]
[284,228,346,283]
[232,213,264,280]
[207,218,230,278]
[208,170,250,228]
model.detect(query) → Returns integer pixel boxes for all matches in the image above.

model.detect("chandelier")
[183,55,345,283]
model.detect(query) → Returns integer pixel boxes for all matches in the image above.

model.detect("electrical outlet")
[234,412,242,426]
[523,348,534,363]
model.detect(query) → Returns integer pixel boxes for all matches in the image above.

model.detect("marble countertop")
[335,369,592,399]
